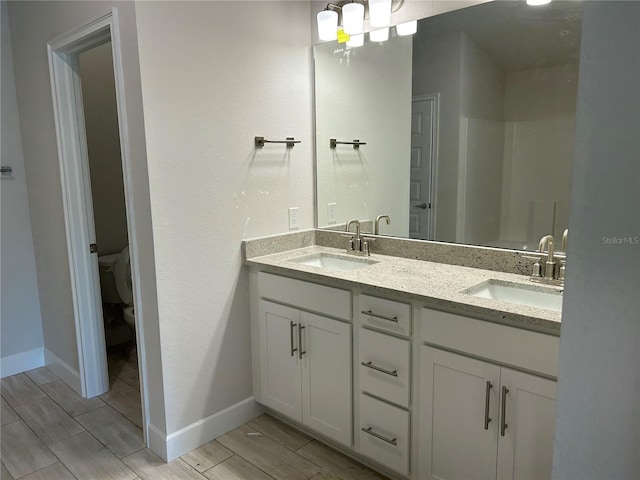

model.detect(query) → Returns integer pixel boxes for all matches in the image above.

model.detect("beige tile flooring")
[1,362,388,480]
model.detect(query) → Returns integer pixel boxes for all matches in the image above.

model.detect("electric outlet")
[328,203,337,224]
[288,207,299,230]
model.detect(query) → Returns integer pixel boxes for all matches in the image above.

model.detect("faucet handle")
[362,240,370,256]
[523,255,544,277]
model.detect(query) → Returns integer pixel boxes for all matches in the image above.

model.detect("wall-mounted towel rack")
[1,166,13,177]
[255,136,301,148]
[330,139,366,149]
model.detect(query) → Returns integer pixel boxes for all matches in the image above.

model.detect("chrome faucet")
[526,233,566,286]
[374,215,390,235]
[345,219,371,256]
[559,229,568,281]
[538,235,556,280]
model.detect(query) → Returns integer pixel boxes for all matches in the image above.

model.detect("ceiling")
[415,0,583,72]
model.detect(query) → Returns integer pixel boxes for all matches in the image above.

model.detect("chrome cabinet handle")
[500,386,509,436]
[361,310,398,323]
[361,427,397,446]
[298,325,306,359]
[484,381,493,430]
[360,361,398,377]
[289,321,297,357]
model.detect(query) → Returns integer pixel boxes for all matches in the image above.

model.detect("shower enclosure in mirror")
[314,0,582,250]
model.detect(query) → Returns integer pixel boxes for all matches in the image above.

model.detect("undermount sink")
[289,252,378,272]
[463,279,563,312]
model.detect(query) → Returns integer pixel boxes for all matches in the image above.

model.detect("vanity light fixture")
[343,1,365,34]
[396,20,417,36]
[527,0,552,5]
[347,33,365,47]
[369,0,392,27]
[316,1,406,42]
[369,27,389,42]
[317,6,340,41]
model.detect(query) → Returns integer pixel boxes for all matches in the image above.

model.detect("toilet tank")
[98,253,121,304]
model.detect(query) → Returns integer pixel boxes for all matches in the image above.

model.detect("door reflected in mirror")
[314,1,582,251]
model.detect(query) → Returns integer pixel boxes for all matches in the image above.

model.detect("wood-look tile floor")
[1,364,388,480]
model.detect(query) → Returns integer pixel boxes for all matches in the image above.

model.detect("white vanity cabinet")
[419,308,559,480]
[356,295,412,476]
[255,273,352,447]
[249,266,561,480]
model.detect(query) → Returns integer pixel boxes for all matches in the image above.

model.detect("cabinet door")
[258,300,302,422]
[497,369,557,480]
[301,312,352,446]
[420,346,500,480]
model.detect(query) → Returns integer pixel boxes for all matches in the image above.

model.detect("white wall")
[134,0,314,437]
[458,33,504,245]
[500,117,574,244]
[8,0,166,439]
[460,33,504,121]
[552,2,640,478]
[78,42,129,256]
[413,31,462,242]
[0,1,44,376]
[315,36,412,236]
[500,64,577,245]
[504,64,580,122]
[459,118,504,245]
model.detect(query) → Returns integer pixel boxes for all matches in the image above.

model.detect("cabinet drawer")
[421,308,560,378]
[358,393,410,476]
[359,328,410,407]
[258,272,351,320]
[359,294,411,336]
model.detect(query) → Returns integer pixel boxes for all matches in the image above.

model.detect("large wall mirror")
[314,0,583,251]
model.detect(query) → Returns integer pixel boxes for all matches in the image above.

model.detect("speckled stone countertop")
[245,245,562,336]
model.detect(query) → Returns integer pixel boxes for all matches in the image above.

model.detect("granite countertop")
[245,245,562,336]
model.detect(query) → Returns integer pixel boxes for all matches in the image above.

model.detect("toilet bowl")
[114,246,135,328]
[98,246,135,329]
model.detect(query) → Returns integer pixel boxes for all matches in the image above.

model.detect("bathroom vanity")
[245,232,561,480]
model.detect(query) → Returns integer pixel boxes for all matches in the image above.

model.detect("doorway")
[47,9,148,441]
[78,40,142,429]
[409,94,439,240]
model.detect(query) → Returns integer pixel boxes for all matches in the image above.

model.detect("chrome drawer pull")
[484,381,493,430]
[361,310,398,323]
[298,325,306,359]
[361,427,397,446]
[500,386,509,437]
[360,361,398,377]
[289,321,297,357]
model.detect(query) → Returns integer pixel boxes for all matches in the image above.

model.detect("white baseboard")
[1,347,44,378]
[44,348,82,394]
[151,396,264,462]
[147,423,169,460]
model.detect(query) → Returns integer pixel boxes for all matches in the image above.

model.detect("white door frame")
[411,93,440,240]
[47,8,149,438]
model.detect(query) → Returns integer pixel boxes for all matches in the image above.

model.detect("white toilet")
[98,246,135,330]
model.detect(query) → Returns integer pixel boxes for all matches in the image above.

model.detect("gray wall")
[552,2,640,478]
[1,0,44,372]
